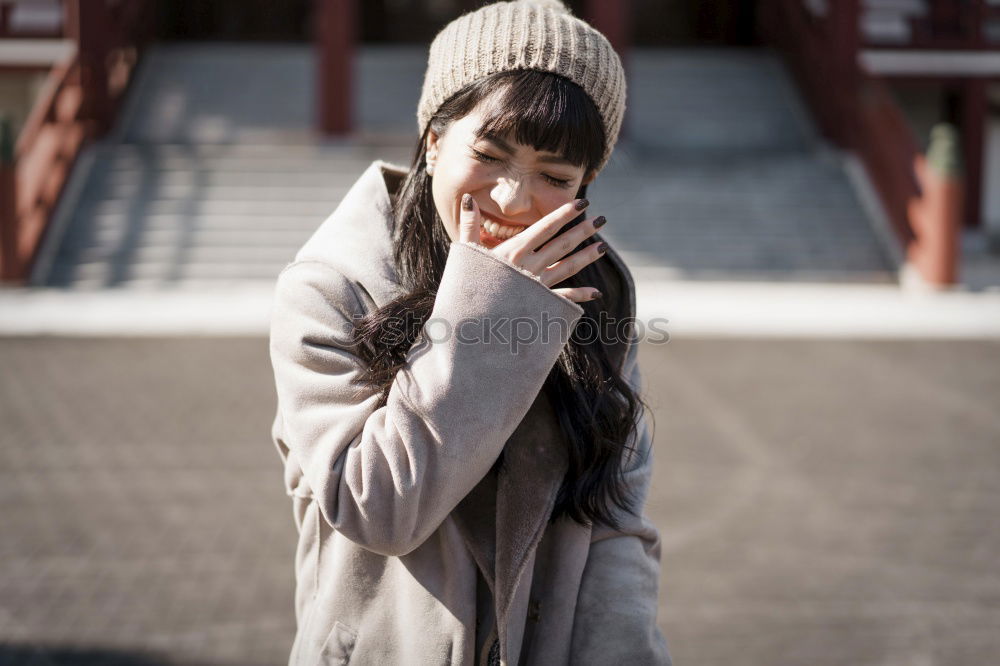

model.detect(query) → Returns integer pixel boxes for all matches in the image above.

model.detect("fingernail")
[462,194,474,211]
[592,290,603,300]
[574,198,589,211]
[593,215,607,228]
[597,242,607,254]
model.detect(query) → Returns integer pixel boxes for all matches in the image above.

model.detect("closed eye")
[471,148,500,164]
[471,149,572,188]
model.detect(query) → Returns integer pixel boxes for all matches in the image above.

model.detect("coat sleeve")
[268,240,584,557]
[570,339,673,665]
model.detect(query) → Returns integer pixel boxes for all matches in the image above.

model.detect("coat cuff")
[453,240,585,317]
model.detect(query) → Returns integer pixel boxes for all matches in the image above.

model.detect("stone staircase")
[32,43,896,289]
[35,143,408,289]
[591,49,896,282]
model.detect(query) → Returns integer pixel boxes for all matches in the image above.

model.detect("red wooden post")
[827,0,860,148]
[584,0,632,146]
[585,0,631,64]
[960,78,986,228]
[0,116,18,282]
[969,0,987,46]
[64,0,112,136]
[0,4,10,36]
[927,0,963,41]
[317,0,356,135]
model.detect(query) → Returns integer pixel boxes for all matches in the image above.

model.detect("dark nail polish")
[592,290,603,300]
[593,215,607,228]
[574,198,589,211]
[462,193,474,211]
[597,242,607,254]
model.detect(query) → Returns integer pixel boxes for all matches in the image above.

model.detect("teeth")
[483,218,525,239]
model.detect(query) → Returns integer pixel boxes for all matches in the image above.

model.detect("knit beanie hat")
[416,0,626,172]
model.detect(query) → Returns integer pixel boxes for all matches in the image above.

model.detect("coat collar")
[293,160,410,309]
[297,159,637,649]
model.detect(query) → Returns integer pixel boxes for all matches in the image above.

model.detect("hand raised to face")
[459,193,607,304]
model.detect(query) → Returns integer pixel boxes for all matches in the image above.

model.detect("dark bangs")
[473,69,606,175]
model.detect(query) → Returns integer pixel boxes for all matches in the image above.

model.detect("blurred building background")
[1,0,999,291]
[2,2,1000,666]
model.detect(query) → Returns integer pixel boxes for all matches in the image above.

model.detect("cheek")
[537,190,577,217]
[431,164,482,237]
[442,161,488,192]
[429,177,454,237]
[436,164,489,206]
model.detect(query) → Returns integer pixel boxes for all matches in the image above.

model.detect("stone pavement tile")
[2,337,1000,665]
[641,338,1000,666]
[0,337,292,666]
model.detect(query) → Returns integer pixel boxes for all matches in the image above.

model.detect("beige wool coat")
[268,159,672,666]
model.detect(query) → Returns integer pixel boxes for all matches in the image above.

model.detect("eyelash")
[470,149,573,188]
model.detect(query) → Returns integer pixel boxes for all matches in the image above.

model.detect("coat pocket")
[316,620,357,666]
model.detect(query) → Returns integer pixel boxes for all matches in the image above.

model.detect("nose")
[492,176,532,218]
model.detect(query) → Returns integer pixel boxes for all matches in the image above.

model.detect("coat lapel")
[493,386,570,645]
[449,384,570,624]
[451,383,571,666]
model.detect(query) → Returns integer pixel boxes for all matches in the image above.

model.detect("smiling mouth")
[480,212,529,240]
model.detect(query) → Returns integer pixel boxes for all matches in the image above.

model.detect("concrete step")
[861,0,926,43]
[863,0,926,16]
[116,42,428,142]
[63,243,298,265]
[862,15,913,43]
[82,182,348,202]
[102,152,391,173]
[62,219,326,253]
[76,202,339,219]
[96,170,362,189]
[61,227,319,250]
[48,260,288,287]
[591,147,895,281]
[627,49,818,154]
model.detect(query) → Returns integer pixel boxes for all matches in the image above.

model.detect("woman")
[268,1,672,664]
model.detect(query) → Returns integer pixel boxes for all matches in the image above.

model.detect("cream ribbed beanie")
[416,0,626,172]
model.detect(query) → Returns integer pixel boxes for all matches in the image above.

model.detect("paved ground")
[1,337,999,665]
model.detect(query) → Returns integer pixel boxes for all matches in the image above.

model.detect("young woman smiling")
[268,1,672,664]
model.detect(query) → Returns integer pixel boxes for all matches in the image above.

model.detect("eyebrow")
[480,133,576,167]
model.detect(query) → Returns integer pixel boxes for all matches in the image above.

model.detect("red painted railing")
[0,0,154,283]
[1,60,85,281]
[759,0,965,286]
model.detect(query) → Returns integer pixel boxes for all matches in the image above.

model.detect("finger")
[541,241,607,287]
[551,286,603,303]
[513,198,590,254]
[534,215,606,267]
[458,193,481,245]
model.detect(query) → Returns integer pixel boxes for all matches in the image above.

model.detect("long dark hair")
[351,69,649,529]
